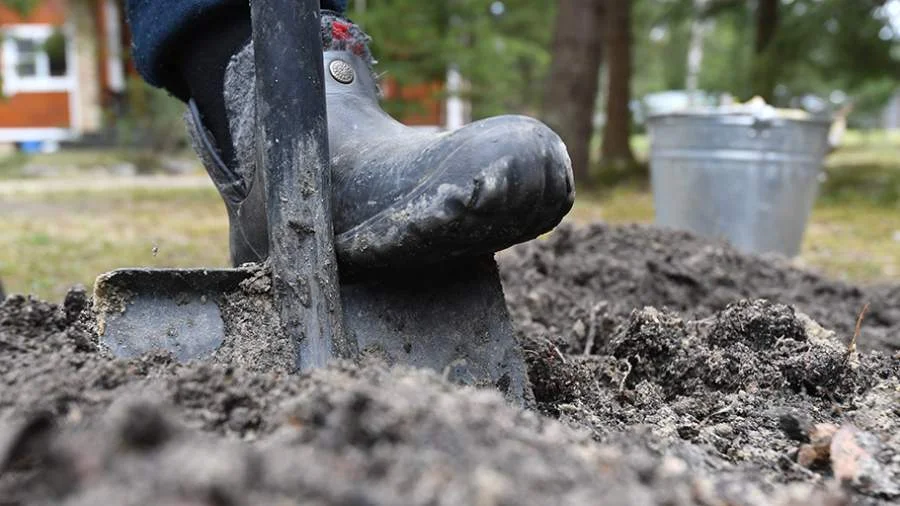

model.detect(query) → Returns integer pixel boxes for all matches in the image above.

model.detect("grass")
[1,185,230,301]
[1,130,898,301]
[820,133,900,208]
[800,131,900,280]
[800,204,900,281]
[569,184,654,223]
[0,148,203,179]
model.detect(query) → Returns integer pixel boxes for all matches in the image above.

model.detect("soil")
[1,223,898,505]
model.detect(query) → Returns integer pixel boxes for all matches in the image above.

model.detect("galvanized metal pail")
[647,112,832,256]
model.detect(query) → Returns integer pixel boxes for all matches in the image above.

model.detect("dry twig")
[545,336,566,364]
[848,303,869,357]
[617,358,633,393]
[701,397,739,425]
[583,301,599,357]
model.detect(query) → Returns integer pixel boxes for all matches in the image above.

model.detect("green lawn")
[1,132,898,301]
[0,148,203,179]
[1,185,230,300]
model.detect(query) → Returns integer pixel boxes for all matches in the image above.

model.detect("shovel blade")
[93,268,252,362]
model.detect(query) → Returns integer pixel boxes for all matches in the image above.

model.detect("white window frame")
[2,24,75,95]
[103,0,125,92]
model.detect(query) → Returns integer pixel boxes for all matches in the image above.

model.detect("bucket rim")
[646,110,833,126]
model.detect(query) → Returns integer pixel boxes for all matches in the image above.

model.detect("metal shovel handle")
[250,0,349,370]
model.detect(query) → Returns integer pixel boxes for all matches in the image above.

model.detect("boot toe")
[460,115,574,227]
[337,115,575,271]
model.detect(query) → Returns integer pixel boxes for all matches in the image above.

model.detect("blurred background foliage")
[357,0,898,119]
[355,0,555,118]
[2,0,891,185]
[356,0,898,185]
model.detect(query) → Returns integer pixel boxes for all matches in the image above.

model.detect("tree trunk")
[599,0,635,170]
[542,0,605,187]
[751,0,779,102]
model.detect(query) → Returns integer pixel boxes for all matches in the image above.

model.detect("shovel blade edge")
[93,268,252,362]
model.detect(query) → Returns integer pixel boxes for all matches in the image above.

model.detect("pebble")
[713,423,734,438]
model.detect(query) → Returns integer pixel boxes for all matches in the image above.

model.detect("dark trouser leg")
[126,0,348,96]
[125,0,348,165]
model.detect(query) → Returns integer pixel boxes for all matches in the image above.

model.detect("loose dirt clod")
[797,423,837,468]
[1,223,897,505]
[830,424,900,498]
[500,223,900,355]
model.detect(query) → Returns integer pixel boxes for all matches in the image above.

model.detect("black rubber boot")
[186,12,574,272]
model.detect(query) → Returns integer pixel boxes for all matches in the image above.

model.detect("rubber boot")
[186,12,574,272]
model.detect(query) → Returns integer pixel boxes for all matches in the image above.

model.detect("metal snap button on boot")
[329,60,355,84]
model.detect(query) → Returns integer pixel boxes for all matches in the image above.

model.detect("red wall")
[381,78,444,127]
[0,92,70,128]
[0,0,71,129]
[0,0,67,24]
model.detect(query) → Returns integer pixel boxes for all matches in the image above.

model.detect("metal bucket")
[647,111,832,256]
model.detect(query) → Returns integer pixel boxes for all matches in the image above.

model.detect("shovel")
[95,0,532,403]
[94,0,348,370]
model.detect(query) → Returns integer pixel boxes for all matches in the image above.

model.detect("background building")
[0,0,123,148]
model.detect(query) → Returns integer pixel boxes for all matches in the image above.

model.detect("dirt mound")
[0,296,833,506]
[1,223,898,505]
[505,224,899,502]
[500,223,900,355]
[521,299,898,497]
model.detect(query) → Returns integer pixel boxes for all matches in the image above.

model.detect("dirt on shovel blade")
[1,223,897,505]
